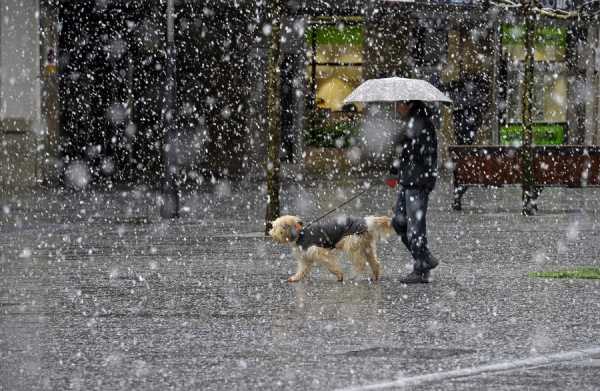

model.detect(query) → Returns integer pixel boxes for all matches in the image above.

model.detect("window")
[306,21,363,112]
[500,25,567,145]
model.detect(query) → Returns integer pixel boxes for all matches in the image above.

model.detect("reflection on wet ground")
[1,180,600,390]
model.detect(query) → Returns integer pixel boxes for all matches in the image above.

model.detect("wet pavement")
[1,177,600,390]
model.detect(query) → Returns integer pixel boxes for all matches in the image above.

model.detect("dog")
[268,214,394,282]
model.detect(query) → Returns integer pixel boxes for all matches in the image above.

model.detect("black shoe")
[400,270,434,284]
[422,270,433,283]
[400,271,425,284]
[427,256,439,270]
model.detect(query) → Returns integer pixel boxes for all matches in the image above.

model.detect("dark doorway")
[59,0,259,185]
[58,0,167,185]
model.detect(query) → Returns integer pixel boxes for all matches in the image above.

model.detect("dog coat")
[296,216,368,250]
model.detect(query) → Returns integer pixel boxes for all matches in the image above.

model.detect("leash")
[303,185,373,229]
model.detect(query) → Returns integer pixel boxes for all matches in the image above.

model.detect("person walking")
[386,100,439,283]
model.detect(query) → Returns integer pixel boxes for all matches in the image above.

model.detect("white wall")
[1,0,40,122]
[0,0,41,191]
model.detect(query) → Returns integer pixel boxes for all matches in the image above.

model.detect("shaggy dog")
[269,215,394,282]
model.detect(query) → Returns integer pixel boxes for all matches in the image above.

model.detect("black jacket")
[390,105,438,190]
[296,216,367,250]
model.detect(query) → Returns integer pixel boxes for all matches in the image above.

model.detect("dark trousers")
[391,187,436,273]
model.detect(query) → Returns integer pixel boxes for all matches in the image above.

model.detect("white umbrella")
[343,77,452,104]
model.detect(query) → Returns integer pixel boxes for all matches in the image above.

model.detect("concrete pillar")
[566,23,587,144]
[281,14,306,167]
[584,25,600,145]
[594,26,600,145]
[40,0,60,184]
[489,21,502,145]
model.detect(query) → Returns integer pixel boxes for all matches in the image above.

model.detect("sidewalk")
[1,179,600,390]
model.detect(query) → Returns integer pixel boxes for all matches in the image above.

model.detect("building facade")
[2,0,600,189]
[287,0,600,171]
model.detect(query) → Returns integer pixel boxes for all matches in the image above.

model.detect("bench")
[449,145,600,212]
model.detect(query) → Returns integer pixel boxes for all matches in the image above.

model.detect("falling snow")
[2,1,600,390]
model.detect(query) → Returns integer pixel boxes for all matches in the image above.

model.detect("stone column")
[40,0,61,185]
[584,24,600,145]
[490,20,502,145]
[566,22,587,144]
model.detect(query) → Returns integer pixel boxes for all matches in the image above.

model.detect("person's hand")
[385,178,398,188]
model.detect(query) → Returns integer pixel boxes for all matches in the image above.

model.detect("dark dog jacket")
[296,216,368,250]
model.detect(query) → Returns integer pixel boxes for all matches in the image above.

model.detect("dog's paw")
[287,276,300,283]
[337,274,344,282]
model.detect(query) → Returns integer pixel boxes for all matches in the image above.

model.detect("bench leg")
[531,186,542,211]
[453,184,467,211]
[522,186,542,215]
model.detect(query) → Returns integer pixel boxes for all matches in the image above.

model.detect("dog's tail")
[365,216,395,241]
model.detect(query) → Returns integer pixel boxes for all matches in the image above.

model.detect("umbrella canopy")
[343,77,452,104]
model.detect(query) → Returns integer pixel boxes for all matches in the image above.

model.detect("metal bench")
[449,145,600,211]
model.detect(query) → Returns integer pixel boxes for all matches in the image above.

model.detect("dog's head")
[269,215,303,244]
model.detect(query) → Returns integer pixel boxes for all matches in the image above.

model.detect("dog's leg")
[319,252,344,282]
[288,254,313,282]
[349,249,367,273]
[365,242,381,282]
[340,236,365,276]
